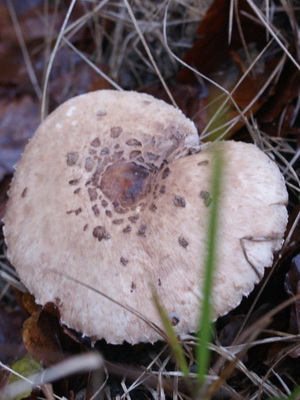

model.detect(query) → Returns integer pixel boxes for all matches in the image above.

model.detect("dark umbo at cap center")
[100,162,151,210]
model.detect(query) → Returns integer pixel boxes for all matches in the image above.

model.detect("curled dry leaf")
[22,294,66,366]
[178,0,267,83]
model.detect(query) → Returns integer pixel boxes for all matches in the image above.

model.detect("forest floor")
[0,0,300,399]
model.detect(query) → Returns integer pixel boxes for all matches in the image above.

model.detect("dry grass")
[0,0,300,399]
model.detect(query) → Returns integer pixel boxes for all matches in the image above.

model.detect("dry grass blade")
[245,0,300,70]
[208,293,300,398]
[6,0,43,100]
[123,0,177,107]
[63,37,123,90]
[163,0,232,95]
[41,0,77,120]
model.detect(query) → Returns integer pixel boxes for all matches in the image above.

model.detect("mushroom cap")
[3,90,288,344]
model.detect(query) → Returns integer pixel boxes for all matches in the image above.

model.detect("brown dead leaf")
[173,0,289,138]
[185,52,283,139]
[22,292,40,316]
[258,61,300,138]
[178,0,267,83]
[22,295,66,366]
[259,62,300,124]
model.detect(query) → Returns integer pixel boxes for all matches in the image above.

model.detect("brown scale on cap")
[162,167,170,179]
[100,147,109,155]
[21,187,28,198]
[110,127,122,138]
[90,137,101,148]
[178,236,189,248]
[101,199,108,208]
[126,139,142,146]
[123,224,132,233]
[128,215,139,223]
[88,188,98,202]
[147,152,159,161]
[3,90,288,345]
[85,157,95,172]
[200,190,212,207]
[93,226,110,241]
[149,203,157,212]
[137,156,145,163]
[138,224,147,237]
[130,282,137,292]
[160,185,166,195]
[66,152,79,166]
[91,205,100,217]
[69,178,81,186]
[112,154,126,165]
[66,207,82,216]
[120,257,129,266]
[169,313,180,326]
[129,150,142,159]
[173,195,186,208]
[198,160,209,166]
[112,219,124,225]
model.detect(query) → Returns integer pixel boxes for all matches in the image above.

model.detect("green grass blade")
[196,146,224,385]
[152,289,190,377]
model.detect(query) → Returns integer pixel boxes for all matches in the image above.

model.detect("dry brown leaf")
[22,297,66,366]
[178,0,267,83]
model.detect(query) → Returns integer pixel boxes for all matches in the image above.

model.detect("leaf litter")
[0,0,300,398]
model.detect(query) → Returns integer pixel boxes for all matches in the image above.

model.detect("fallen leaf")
[22,296,65,366]
[178,0,267,83]
[8,354,42,400]
[173,0,288,139]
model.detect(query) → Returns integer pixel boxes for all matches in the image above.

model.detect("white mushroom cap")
[3,90,288,344]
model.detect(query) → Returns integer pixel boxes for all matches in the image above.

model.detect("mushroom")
[3,90,288,344]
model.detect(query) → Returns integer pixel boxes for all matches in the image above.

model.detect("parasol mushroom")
[3,90,288,344]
